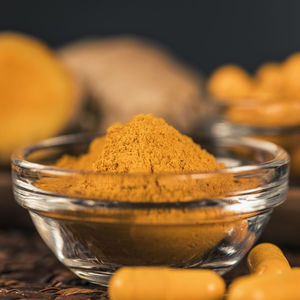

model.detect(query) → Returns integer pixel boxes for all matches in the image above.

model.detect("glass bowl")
[203,98,300,186]
[11,133,289,286]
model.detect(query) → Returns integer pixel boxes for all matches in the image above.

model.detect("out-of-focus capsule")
[247,243,290,275]
[207,64,253,101]
[227,269,300,300]
[109,267,225,300]
[255,62,283,94]
[282,52,300,96]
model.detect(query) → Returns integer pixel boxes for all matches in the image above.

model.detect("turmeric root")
[0,32,76,163]
[59,36,203,134]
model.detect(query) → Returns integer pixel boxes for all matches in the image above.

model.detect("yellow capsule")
[282,52,300,96]
[227,269,300,300]
[255,62,283,94]
[108,267,225,300]
[247,243,290,275]
[207,64,253,101]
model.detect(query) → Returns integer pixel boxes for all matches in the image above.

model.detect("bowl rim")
[11,133,289,214]
[11,132,289,177]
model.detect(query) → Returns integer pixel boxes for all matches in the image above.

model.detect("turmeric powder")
[226,99,300,127]
[37,114,255,266]
[40,114,254,202]
[59,113,223,173]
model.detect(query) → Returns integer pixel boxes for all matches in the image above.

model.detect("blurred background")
[1,0,300,237]
[1,0,300,73]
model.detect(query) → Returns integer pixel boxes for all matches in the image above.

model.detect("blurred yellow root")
[0,32,76,163]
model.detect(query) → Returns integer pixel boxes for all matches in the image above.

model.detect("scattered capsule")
[227,269,300,300]
[207,64,253,101]
[255,62,283,93]
[109,267,225,300]
[247,243,290,275]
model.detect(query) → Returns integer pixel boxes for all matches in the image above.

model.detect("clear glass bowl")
[11,133,289,286]
[203,99,300,185]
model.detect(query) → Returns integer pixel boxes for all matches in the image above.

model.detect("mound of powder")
[42,114,255,203]
[37,114,256,265]
[94,114,224,173]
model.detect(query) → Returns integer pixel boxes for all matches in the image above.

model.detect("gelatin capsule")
[227,269,300,300]
[247,243,290,275]
[109,267,225,300]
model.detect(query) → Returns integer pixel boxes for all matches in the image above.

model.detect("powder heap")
[59,114,224,173]
[37,114,257,267]
[95,115,224,173]
[42,114,254,202]
[32,114,259,272]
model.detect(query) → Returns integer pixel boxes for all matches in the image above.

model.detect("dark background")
[1,0,300,74]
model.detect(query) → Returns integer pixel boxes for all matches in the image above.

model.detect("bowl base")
[29,210,272,286]
[70,264,234,286]
[71,267,112,286]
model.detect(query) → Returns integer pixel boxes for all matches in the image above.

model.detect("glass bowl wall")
[12,133,289,286]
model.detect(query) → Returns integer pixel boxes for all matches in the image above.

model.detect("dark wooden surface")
[0,230,107,299]
[1,169,300,299]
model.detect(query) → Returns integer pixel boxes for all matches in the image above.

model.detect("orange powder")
[58,113,223,173]
[39,114,254,202]
[37,114,255,265]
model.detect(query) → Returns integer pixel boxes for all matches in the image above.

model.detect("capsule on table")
[108,267,225,300]
[227,269,300,300]
[247,243,290,275]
